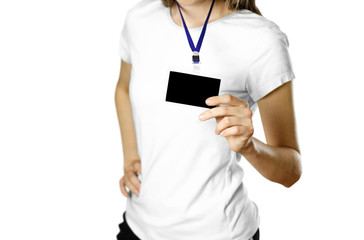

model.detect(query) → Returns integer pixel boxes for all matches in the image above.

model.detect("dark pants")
[116,211,260,240]
[117,211,141,240]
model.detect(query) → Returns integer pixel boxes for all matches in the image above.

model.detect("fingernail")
[206,99,212,105]
[199,114,206,120]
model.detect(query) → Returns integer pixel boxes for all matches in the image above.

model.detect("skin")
[200,82,302,188]
[169,0,235,28]
[115,60,142,197]
[116,0,302,197]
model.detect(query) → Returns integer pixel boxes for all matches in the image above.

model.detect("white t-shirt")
[118,0,295,239]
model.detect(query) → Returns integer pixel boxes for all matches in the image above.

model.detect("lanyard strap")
[176,0,216,64]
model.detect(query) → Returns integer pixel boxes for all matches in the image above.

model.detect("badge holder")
[192,51,201,75]
[165,68,221,109]
[165,0,220,109]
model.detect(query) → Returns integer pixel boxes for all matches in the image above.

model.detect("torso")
[119,0,290,238]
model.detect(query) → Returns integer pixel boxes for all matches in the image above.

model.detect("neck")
[171,0,232,28]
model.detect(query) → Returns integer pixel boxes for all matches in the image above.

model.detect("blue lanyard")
[176,0,216,64]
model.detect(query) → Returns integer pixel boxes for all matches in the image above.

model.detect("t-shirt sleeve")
[246,25,295,102]
[118,12,132,64]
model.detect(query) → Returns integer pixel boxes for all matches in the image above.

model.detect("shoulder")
[123,0,164,20]
[233,9,289,44]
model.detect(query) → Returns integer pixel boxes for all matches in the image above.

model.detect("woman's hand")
[119,159,142,197]
[199,94,254,153]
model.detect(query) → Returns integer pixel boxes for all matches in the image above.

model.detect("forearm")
[115,87,140,164]
[239,136,302,188]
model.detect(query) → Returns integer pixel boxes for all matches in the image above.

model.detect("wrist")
[239,136,255,157]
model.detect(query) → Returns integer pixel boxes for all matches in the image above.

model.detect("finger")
[127,170,141,191]
[126,171,140,193]
[215,116,252,135]
[133,160,142,175]
[125,177,140,196]
[199,106,242,121]
[119,177,129,198]
[205,94,249,108]
[220,125,254,137]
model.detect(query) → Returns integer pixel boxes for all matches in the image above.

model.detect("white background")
[0,0,363,239]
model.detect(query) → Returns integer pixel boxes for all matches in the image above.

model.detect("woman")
[115,0,302,239]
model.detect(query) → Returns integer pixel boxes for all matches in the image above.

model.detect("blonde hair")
[161,0,262,16]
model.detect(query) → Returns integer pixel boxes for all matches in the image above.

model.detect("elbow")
[115,86,129,101]
[283,152,302,188]
[283,170,302,188]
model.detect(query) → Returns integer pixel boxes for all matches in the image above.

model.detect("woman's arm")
[239,81,302,188]
[115,60,141,196]
[115,60,139,162]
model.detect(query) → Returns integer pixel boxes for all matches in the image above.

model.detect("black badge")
[165,71,221,109]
